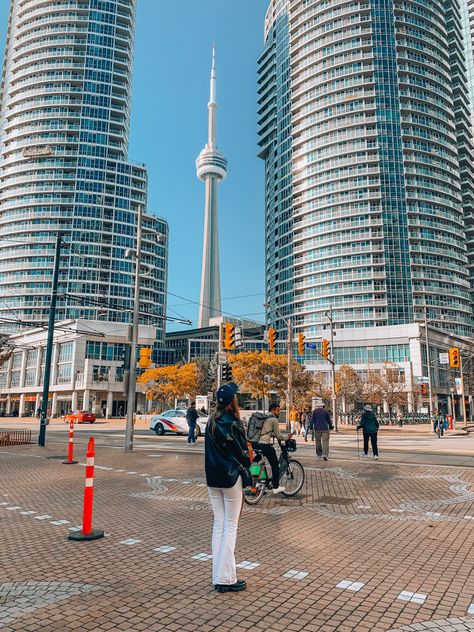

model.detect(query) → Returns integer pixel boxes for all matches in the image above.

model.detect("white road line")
[283,570,309,580]
[236,561,260,570]
[336,580,365,591]
[153,546,176,553]
[50,520,71,525]
[397,591,427,604]
[34,515,53,520]
[119,538,141,545]
[192,553,212,561]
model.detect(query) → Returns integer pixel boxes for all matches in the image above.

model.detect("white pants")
[207,477,242,586]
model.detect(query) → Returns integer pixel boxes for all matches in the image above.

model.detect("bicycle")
[243,439,305,505]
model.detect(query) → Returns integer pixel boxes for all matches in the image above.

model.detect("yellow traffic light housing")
[268,327,277,352]
[224,322,235,350]
[421,384,428,396]
[297,332,305,355]
[139,347,152,368]
[321,338,330,360]
[449,347,460,368]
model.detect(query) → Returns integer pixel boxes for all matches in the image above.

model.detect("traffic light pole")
[38,233,62,447]
[125,205,143,453]
[424,310,435,432]
[327,307,338,432]
[287,318,292,433]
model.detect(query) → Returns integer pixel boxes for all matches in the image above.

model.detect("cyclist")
[251,403,291,494]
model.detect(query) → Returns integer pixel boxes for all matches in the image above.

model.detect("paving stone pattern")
[0,444,474,631]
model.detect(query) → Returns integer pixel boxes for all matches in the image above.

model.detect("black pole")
[38,233,62,447]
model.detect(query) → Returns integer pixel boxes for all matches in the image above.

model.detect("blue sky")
[0,1,269,331]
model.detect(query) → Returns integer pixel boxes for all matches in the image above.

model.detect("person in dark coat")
[310,401,333,460]
[185,401,199,444]
[205,382,251,593]
[357,405,380,459]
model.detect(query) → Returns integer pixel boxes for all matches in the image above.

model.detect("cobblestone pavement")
[1,441,474,631]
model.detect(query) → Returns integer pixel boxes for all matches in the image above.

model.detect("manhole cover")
[316,496,355,505]
[47,456,68,460]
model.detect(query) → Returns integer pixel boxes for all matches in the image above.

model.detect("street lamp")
[264,303,292,431]
[422,309,447,431]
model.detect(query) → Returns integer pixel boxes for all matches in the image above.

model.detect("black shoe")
[215,580,246,593]
[323,456,328,461]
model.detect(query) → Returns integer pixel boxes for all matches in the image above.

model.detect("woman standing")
[205,382,251,593]
[357,405,380,459]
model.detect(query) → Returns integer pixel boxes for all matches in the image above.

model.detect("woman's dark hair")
[208,396,239,435]
[269,403,280,412]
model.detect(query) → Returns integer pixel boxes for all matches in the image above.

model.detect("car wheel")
[154,423,165,436]
[90,421,94,424]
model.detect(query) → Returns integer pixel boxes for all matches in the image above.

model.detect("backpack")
[247,412,268,442]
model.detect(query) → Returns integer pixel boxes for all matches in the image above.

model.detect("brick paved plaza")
[1,436,474,631]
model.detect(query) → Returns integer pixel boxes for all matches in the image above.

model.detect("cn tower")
[196,45,228,328]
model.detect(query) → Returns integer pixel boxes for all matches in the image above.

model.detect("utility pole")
[125,205,143,453]
[38,233,62,447]
[287,318,292,432]
[217,323,223,389]
[424,309,435,431]
[327,307,338,432]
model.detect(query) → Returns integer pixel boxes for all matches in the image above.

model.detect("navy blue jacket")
[310,407,333,431]
[205,412,251,488]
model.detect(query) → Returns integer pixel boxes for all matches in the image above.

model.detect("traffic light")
[222,363,233,382]
[297,332,305,355]
[223,322,235,350]
[268,327,277,352]
[449,347,460,368]
[421,384,428,396]
[321,338,330,360]
[120,344,131,370]
[335,381,341,394]
[139,347,152,369]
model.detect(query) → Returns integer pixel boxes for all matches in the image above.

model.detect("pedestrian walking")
[289,407,299,435]
[303,408,313,442]
[186,401,199,444]
[205,382,251,593]
[357,405,379,459]
[434,410,447,437]
[310,401,333,461]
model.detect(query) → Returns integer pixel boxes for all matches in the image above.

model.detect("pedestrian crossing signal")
[222,363,233,382]
[421,384,428,396]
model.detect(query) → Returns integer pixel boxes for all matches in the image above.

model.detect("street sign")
[416,376,429,385]
[439,353,449,365]
[306,342,317,350]
[217,352,227,364]
[234,327,243,348]
[455,377,462,395]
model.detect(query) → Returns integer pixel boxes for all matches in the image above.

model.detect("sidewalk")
[1,441,474,631]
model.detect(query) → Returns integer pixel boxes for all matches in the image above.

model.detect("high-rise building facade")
[259,0,474,339]
[0,0,168,342]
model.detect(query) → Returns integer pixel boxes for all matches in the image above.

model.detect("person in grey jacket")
[251,403,291,494]
[357,405,379,459]
[310,402,333,461]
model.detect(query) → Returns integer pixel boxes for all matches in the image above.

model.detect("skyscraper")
[196,46,227,328]
[0,0,168,342]
[259,0,474,339]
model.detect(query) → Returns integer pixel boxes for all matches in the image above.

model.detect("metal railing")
[0,430,32,446]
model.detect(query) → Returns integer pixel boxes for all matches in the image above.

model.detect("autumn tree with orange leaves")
[138,363,198,407]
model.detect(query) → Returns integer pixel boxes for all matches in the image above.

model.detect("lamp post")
[38,233,62,447]
[423,309,435,431]
[124,205,143,453]
[326,307,338,432]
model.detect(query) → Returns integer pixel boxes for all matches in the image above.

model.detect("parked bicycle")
[243,438,305,505]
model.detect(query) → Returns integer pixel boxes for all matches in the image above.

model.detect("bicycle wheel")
[243,480,265,505]
[281,459,305,497]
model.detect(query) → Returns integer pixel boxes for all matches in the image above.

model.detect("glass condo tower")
[0,0,168,341]
[259,0,474,339]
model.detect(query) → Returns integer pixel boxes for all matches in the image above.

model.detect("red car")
[64,410,96,424]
